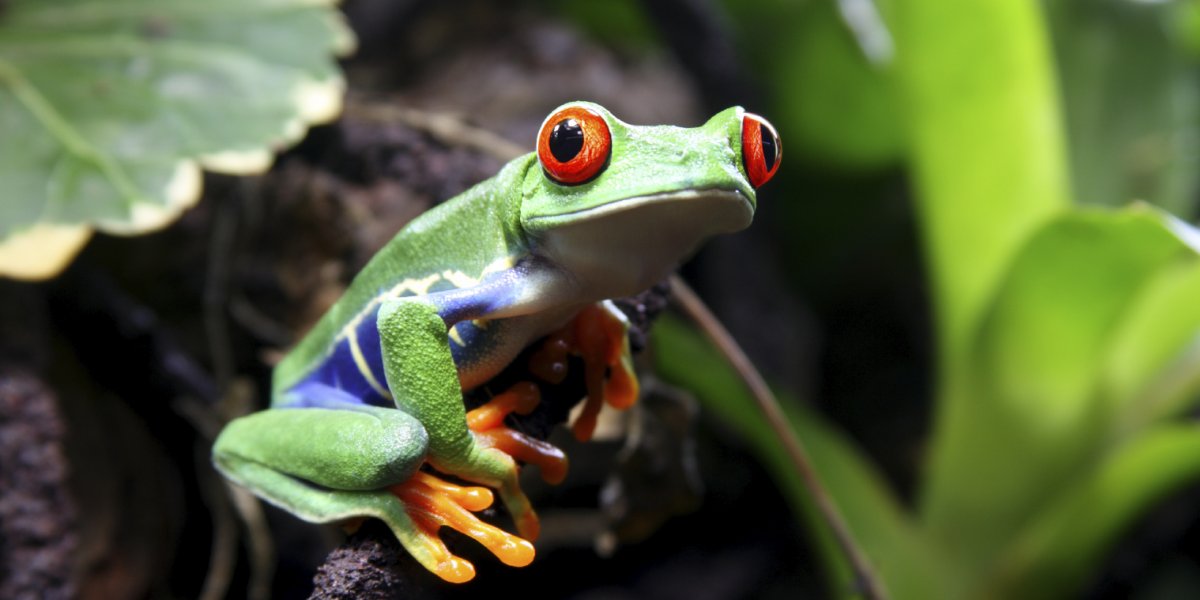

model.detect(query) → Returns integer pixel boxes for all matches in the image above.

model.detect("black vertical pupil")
[549,119,585,163]
[760,123,777,170]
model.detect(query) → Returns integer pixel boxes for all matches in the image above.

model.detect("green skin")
[212,101,759,575]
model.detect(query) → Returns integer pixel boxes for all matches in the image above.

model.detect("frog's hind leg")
[213,392,532,582]
[214,401,427,494]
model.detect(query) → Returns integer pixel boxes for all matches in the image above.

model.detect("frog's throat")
[530,188,754,298]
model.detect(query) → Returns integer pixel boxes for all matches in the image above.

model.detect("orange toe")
[566,303,641,441]
[475,427,569,485]
[467,382,540,431]
[390,471,536,579]
[468,382,570,484]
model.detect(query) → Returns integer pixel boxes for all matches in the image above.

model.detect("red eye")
[742,113,781,188]
[537,106,612,185]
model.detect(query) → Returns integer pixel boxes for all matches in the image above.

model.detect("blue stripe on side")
[448,319,508,376]
[354,312,389,394]
[279,380,369,409]
[448,321,476,366]
[429,263,529,324]
[284,261,537,409]
[292,336,391,408]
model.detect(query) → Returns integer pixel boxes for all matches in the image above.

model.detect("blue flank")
[282,261,537,409]
[285,304,501,409]
[355,313,388,394]
[295,330,391,408]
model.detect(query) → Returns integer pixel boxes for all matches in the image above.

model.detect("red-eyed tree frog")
[212,101,781,583]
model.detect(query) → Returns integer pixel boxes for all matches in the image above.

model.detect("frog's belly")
[293,306,576,407]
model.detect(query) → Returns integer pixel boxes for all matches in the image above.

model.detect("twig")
[177,384,276,600]
[668,274,890,600]
[205,188,240,390]
[197,466,240,600]
[227,482,277,600]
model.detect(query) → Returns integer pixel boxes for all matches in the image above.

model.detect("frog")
[212,101,781,583]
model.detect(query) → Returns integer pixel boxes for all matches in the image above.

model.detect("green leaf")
[722,0,903,169]
[921,207,1200,573]
[981,423,1200,598]
[0,0,354,279]
[1168,0,1200,59]
[895,0,1072,544]
[1101,228,1200,430]
[651,316,945,599]
[774,0,901,169]
[894,0,1071,368]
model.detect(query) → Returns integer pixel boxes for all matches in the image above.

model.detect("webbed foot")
[467,382,569,486]
[390,471,535,583]
[448,381,571,542]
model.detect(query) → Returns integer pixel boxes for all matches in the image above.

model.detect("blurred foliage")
[551,0,658,52]
[0,0,352,280]
[1051,0,1199,215]
[721,0,903,169]
[652,0,1200,597]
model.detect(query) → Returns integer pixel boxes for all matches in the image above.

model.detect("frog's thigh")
[213,403,428,492]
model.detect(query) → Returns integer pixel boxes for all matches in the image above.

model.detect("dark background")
[3,1,1198,598]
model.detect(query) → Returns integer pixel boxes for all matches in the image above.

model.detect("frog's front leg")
[212,396,532,582]
[529,300,640,441]
[377,298,563,542]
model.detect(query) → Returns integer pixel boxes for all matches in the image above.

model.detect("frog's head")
[521,101,780,297]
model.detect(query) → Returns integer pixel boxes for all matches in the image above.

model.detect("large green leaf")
[1101,239,1200,430]
[923,208,1200,574]
[0,0,353,279]
[894,0,1070,370]
[654,212,1200,597]
[895,0,1072,544]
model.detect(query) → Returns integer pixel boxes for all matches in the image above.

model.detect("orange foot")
[390,471,535,583]
[529,301,639,442]
[467,382,570,487]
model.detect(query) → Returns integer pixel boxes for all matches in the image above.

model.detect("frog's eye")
[742,113,781,188]
[538,106,612,185]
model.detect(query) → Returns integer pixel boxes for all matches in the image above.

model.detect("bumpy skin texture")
[211,101,765,582]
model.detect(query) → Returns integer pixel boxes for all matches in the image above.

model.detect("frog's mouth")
[528,187,753,232]
[530,188,754,297]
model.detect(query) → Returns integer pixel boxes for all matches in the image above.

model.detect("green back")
[272,154,537,395]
